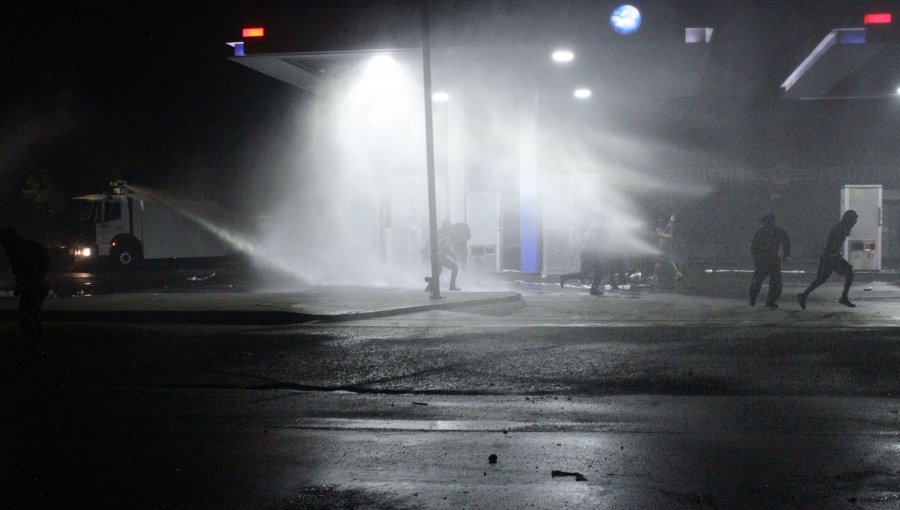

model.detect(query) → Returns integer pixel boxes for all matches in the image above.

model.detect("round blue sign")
[610,4,641,35]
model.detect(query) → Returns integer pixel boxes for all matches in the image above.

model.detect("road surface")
[3,279,900,508]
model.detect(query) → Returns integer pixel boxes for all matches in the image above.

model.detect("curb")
[0,293,522,326]
[309,292,523,323]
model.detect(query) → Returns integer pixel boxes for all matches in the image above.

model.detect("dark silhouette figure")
[560,223,604,295]
[608,242,632,290]
[798,210,858,309]
[651,212,683,283]
[749,214,791,308]
[424,221,460,293]
[0,228,50,350]
[450,222,471,270]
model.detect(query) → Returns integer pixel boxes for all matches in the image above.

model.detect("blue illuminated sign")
[611,5,642,35]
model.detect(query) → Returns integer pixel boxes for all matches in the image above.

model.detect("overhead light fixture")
[552,50,574,63]
[574,88,591,99]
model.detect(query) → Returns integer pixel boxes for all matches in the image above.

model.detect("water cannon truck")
[70,180,235,268]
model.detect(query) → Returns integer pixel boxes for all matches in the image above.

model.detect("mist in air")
[243,47,715,288]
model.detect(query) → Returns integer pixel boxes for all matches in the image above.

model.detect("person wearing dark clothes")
[749,214,791,308]
[0,228,51,350]
[424,221,460,293]
[798,210,858,309]
[608,245,632,290]
[449,222,471,270]
[651,213,684,283]
[560,223,604,296]
[560,224,593,287]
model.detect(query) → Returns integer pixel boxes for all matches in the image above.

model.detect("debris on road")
[488,454,498,464]
[186,272,216,281]
[551,470,587,481]
[411,402,428,406]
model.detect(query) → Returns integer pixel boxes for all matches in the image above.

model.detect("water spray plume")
[123,184,308,283]
[254,54,430,288]
[241,49,718,287]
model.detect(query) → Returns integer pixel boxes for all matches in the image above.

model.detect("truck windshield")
[103,201,122,222]
[78,202,100,223]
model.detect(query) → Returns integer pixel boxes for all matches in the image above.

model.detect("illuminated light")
[896,86,900,94]
[369,54,395,67]
[242,27,265,37]
[611,5,641,35]
[362,56,405,97]
[864,13,892,24]
[350,54,415,127]
[83,247,92,257]
[111,241,117,247]
[552,50,574,63]
[432,91,450,102]
[574,88,592,99]
[685,27,714,43]
[226,41,245,57]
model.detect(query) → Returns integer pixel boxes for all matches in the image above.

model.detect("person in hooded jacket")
[749,213,791,308]
[0,228,51,350]
[798,209,858,309]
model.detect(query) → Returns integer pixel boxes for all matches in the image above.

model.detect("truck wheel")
[112,246,142,268]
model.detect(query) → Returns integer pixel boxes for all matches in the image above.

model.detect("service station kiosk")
[841,184,882,271]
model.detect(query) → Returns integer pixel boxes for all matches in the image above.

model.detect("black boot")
[838,296,855,307]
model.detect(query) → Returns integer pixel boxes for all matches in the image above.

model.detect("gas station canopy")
[227,3,724,99]
[782,19,900,99]
[229,44,714,98]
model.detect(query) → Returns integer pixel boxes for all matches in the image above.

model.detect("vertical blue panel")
[519,93,539,274]
[520,196,539,273]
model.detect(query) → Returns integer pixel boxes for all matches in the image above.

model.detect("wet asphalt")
[2,264,900,508]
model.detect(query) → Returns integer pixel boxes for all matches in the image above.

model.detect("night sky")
[0,1,888,238]
[3,3,278,190]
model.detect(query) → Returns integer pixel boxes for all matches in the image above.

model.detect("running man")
[797,209,858,309]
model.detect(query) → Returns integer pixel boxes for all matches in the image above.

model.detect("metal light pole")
[422,1,442,299]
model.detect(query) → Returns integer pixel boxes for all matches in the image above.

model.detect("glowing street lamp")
[574,88,592,99]
[432,91,450,102]
[552,50,574,63]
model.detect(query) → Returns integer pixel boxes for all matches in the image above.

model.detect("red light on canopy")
[864,13,892,24]
[242,27,265,37]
